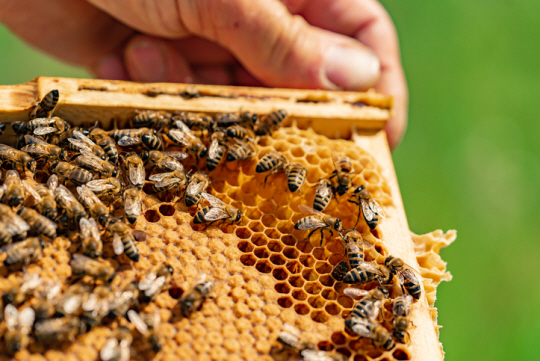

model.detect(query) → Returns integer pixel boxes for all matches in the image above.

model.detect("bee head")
[0,123,6,132]
[334,218,343,232]
[198,145,208,159]
[50,160,60,172]
[140,149,150,162]
[111,169,118,177]
[26,160,37,173]
[59,150,69,162]
[234,210,243,223]
[98,214,110,227]
[353,185,366,194]
[165,263,174,275]
[107,272,116,283]
[39,237,46,250]
[12,122,26,134]
[375,287,389,299]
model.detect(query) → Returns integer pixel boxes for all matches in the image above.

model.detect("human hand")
[0,0,407,148]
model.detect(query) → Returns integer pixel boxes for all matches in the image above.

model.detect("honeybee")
[85,177,123,197]
[226,139,256,163]
[286,163,307,192]
[141,131,164,151]
[3,305,35,355]
[0,204,30,245]
[30,89,59,119]
[80,217,103,258]
[100,326,133,361]
[21,135,68,161]
[392,295,413,343]
[313,179,334,212]
[82,284,113,327]
[179,277,214,317]
[73,152,117,178]
[59,127,90,145]
[28,116,69,136]
[384,256,422,300]
[89,128,119,165]
[123,153,145,188]
[271,323,314,360]
[294,205,342,246]
[0,123,6,135]
[1,273,41,306]
[0,144,36,173]
[173,111,213,134]
[138,263,173,302]
[17,207,57,239]
[226,124,254,140]
[51,161,94,185]
[127,310,162,353]
[34,316,85,343]
[2,170,25,207]
[141,149,187,172]
[33,280,62,320]
[185,171,210,207]
[206,129,228,171]
[346,288,386,321]
[341,230,375,269]
[108,282,139,318]
[26,174,58,220]
[109,128,150,146]
[67,130,107,160]
[107,220,140,262]
[344,316,395,350]
[330,154,354,196]
[167,120,207,161]
[56,283,91,316]
[123,188,142,224]
[342,260,386,285]
[55,185,87,226]
[331,261,349,282]
[149,170,188,195]
[254,109,288,135]
[301,350,348,361]
[350,185,385,229]
[194,192,242,226]
[255,151,287,183]
[131,110,172,129]
[214,112,242,127]
[77,185,110,226]
[70,253,115,282]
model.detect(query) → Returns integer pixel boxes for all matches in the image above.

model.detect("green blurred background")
[0,1,538,359]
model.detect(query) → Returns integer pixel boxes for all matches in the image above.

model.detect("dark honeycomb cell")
[336,348,352,358]
[283,247,299,259]
[312,248,328,261]
[269,254,286,266]
[341,309,351,319]
[158,204,175,216]
[285,261,302,274]
[251,233,268,247]
[254,247,270,259]
[236,227,252,239]
[291,289,308,301]
[325,302,341,315]
[310,310,328,323]
[393,348,412,360]
[144,209,161,223]
[156,190,175,203]
[280,235,296,246]
[294,303,310,315]
[142,183,155,195]
[240,254,257,267]
[331,332,347,345]
[267,240,283,252]
[353,356,368,361]
[288,275,305,288]
[315,261,332,274]
[304,282,322,295]
[34,171,49,183]
[319,275,335,287]
[296,240,313,254]
[277,296,293,308]
[274,282,291,294]
[248,221,265,232]
[366,350,383,359]
[337,295,354,309]
[255,260,273,273]
[245,207,262,220]
[265,228,281,239]
[321,289,338,301]
[169,287,184,299]
[307,295,325,308]
[299,255,316,268]
[238,241,254,253]
[317,341,333,351]
[272,267,288,281]
[302,269,318,282]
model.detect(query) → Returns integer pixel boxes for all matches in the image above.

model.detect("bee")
[214,112,242,127]
[185,171,210,207]
[226,124,254,140]
[138,263,174,302]
[56,283,91,316]
[131,110,172,129]
[0,123,6,135]
[107,220,140,262]
[179,277,214,317]
[206,129,228,171]
[25,174,58,220]
[0,204,30,245]
[141,149,187,172]
[346,288,386,321]
[51,161,94,185]
[173,111,214,134]
[34,316,85,343]
[149,170,188,195]
[21,135,68,161]
[1,273,41,306]
[384,256,422,300]
[33,280,62,320]
[85,177,123,198]
[329,154,354,196]
[2,170,25,207]
[67,130,107,160]
[392,295,413,343]
[331,261,349,282]
[70,253,115,282]
[313,179,334,212]
[0,144,36,173]
[343,260,386,285]
[123,188,142,224]
[30,89,59,118]
[73,152,117,178]
[301,350,348,361]
[167,120,207,161]
[344,317,395,350]
[194,192,243,226]
[286,163,307,192]
[141,131,164,151]
[80,217,103,258]
[341,230,375,269]
[89,128,119,165]
[100,326,133,361]
[58,127,90,145]
[294,205,342,246]
[226,139,256,164]
[271,323,314,360]
[3,305,35,355]
[55,185,87,226]
[108,282,139,318]
[127,310,162,353]
[254,109,288,135]
[350,185,385,229]
[77,185,110,226]
[123,153,145,188]
[81,284,113,327]
[27,116,69,136]
[17,207,57,239]
[255,151,287,183]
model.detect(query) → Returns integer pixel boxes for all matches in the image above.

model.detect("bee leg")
[305,228,318,241]
[319,229,325,247]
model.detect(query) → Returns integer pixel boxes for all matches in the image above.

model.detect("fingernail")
[323,44,380,90]
[127,41,167,82]
[94,55,129,80]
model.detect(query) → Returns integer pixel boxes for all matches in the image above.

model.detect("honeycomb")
[0,122,453,361]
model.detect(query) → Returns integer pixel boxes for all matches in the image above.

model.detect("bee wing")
[21,273,41,292]
[4,304,18,330]
[86,179,115,192]
[174,119,197,138]
[208,139,221,159]
[82,293,98,311]
[117,136,141,146]
[24,134,48,145]
[47,282,62,300]
[70,253,91,271]
[201,192,225,208]
[295,216,327,230]
[127,310,148,335]
[34,126,56,135]
[21,144,51,156]
[73,130,96,146]
[186,178,207,195]
[369,199,385,218]
[113,233,124,255]
[8,214,31,234]
[343,288,370,300]
[80,217,91,239]
[68,138,93,153]
[138,273,157,291]
[162,160,184,172]
[301,349,334,361]
[369,300,382,321]
[62,294,83,315]
[148,173,170,182]
[100,338,120,361]
[168,129,192,147]
[47,174,59,192]
[55,185,78,206]
[156,178,181,188]
[361,199,375,222]
[77,185,100,207]
[22,180,42,202]
[78,154,105,171]
[124,197,141,217]
[145,276,166,298]
[349,318,373,338]
[298,204,325,217]
[119,342,131,361]
[317,181,333,199]
[162,151,188,160]
[129,163,145,186]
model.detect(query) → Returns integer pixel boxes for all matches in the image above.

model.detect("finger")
[87,0,380,90]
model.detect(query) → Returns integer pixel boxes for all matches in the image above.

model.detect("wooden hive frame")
[0,77,447,361]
